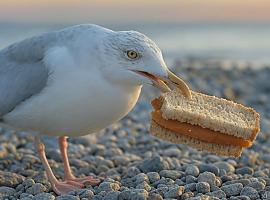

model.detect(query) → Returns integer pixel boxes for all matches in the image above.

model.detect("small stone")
[247,181,265,191]
[77,189,94,199]
[236,167,254,175]
[214,162,235,173]
[148,193,163,200]
[159,170,183,180]
[185,175,197,184]
[207,190,226,199]
[185,183,197,192]
[147,172,160,183]
[196,182,210,193]
[0,186,16,197]
[26,183,47,195]
[126,167,141,177]
[138,156,169,173]
[136,181,151,191]
[97,182,120,193]
[261,190,270,199]
[198,164,219,176]
[118,189,148,200]
[162,148,181,157]
[185,165,200,177]
[164,186,184,198]
[0,171,25,187]
[23,179,35,188]
[56,195,80,200]
[103,191,120,200]
[198,172,216,188]
[33,193,55,200]
[133,173,149,184]
[240,186,259,200]
[221,183,243,197]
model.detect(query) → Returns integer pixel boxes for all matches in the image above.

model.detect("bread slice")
[150,89,260,157]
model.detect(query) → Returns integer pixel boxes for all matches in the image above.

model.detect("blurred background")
[1,0,270,68]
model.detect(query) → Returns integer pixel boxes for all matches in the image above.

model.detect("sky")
[0,0,270,24]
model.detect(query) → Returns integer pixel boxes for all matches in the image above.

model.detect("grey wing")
[0,32,59,118]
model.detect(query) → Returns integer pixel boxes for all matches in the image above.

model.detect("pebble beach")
[0,62,270,200]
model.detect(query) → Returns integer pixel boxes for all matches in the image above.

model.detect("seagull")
[0,24,191,195]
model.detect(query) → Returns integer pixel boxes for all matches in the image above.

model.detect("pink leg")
[35,136,82,195]
[58,136,100,186]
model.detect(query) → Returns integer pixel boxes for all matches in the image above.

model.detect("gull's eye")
[126,50,139,59]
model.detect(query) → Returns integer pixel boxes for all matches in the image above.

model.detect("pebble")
[198,164,219,176]
[207,190,226,199]
[118,189,148,200]
[138,156,169,173]
[159,170,183,180]
[236,167,254,175]
[103,191,120,200]
[97,182,120,193]
[0,171,25,187]
[247,181,265,191]
[196,182,210,193]
[147,172,160,183]
[0,186,16,197]
[197,172,216,188]
[214,162,235,173]
[221,183,243,197]
[33,193,56,200]
[26,183,47,195]
[240,186,260,200]
[185,165,200,177]
[56,195,80,200]
[164,186,184,198]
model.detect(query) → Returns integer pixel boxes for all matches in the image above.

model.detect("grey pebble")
[261,190,270,199]
[97,181,120,193]
[148,193,163,200]
[214,162,235,173]
[196,182,210,194]
[221,183,243,197]
[247,181,265,191]
[103,191,121,200]
[138,156,169,173]
[159,170,183,180]
[185,175,197,184]
[118,189,148,200]
[198,164,219,176]
[33,193,56,200]
[236,167,254,175]
[185,183,197,192]
[136,181,151,191]
[240,186,260,200]
[26,183,47,195]
[207,189,226,199]
[185,165,200,177]
[197,172,216,188]
[0,171,25,187]
[0,186,16,197]
[56,195,80,200]
[147,172,160,183]
[164,186,184,198]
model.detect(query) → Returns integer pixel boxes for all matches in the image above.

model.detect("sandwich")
[150,89,260,157]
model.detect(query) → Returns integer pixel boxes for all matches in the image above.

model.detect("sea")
[1,22,270,68]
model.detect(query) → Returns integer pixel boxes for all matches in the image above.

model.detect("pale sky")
[0,0,270,24]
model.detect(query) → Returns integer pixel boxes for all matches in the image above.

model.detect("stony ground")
[1,64,270,200]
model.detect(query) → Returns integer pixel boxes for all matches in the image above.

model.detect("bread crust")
[150,121,243,157]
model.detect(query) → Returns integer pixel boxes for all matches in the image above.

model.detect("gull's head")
[100,30,191,98]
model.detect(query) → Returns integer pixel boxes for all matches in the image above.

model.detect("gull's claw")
[167,70,192,99]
